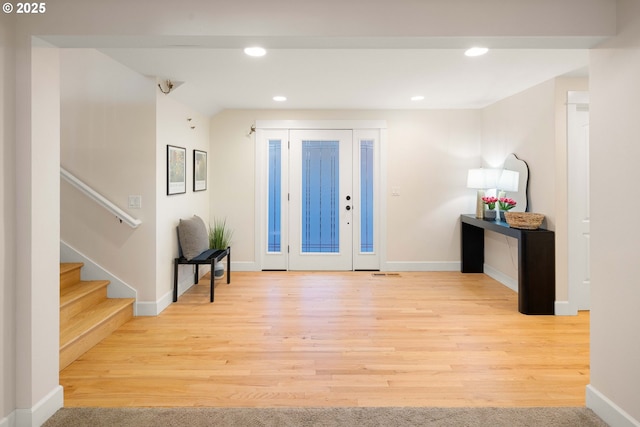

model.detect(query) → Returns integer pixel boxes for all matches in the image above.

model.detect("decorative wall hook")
[158,80,174,94]
[247,124,256,136]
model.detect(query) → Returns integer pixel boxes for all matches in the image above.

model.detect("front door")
[289,130,353,270]
[257,122,383,272]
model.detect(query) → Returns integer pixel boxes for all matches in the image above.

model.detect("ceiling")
[97,46,589,116]
[38,0,614,117]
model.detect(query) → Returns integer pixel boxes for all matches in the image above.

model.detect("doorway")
[255,121,386,271]
[567,91,590,311]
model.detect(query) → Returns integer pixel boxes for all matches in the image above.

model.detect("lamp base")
[475,190,485,219]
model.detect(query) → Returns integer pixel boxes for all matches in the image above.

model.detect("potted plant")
[209,217,233,278]
[481,196,498,220]
[498,197,517,221]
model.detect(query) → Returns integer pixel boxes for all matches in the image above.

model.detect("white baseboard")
[554,300,578,316]
[587,384,640,427]
[0,412,14,427]
[14,385,63,427]
[483,264,518,293]
[231,261,260,271]
[136,291,173,317]
[382,261,460,272]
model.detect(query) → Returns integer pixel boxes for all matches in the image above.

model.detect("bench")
[173,216,231,303]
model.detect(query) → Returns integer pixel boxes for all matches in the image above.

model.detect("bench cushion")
[178,215,209,260]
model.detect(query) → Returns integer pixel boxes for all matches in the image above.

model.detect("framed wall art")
[167,145,186,195]
[193,150,207,191]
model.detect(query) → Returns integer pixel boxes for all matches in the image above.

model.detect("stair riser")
[60,302,133,371]
[60,265,83,290]
[60,286,108,330]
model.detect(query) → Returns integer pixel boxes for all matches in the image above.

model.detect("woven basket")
[504,212,545,230]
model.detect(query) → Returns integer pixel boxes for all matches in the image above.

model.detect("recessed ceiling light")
[465,47,489,57]
[411,95,425,101]
[273,96,287,102]
[244,46,267,57]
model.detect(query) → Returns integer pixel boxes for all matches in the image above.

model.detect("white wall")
[0,12,16,426]
[588,0,640,424]
[60,49,158,301]
[155,90,211,308]
[13,39,63,425]
[210,109,481,269]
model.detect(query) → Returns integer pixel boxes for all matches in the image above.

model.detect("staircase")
[60,263,135,371]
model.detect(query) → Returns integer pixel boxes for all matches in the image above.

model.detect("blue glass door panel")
[360,140,374,253]
[267,139,282,252]
[301,140,339,253]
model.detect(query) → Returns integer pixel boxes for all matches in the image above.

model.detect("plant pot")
[214,261,225,278]
[484,210,497,220]
[499,211,507,221]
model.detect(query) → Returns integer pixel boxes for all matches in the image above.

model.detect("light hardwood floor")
[60,272,590,408]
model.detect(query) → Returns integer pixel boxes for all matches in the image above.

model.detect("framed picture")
[167,145,186,195]
[193,150,207,192]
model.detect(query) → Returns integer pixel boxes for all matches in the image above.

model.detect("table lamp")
[467,168,499,219]
[497,169,519,198]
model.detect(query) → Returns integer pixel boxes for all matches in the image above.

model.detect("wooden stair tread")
[60,262,84,275]
[60,298,135,348]
[60,280,110,308]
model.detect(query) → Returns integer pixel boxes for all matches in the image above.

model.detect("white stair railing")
[60,167,142,229]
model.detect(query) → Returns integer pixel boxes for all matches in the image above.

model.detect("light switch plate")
[128,195,142,209]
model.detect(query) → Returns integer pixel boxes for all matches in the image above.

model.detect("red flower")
[481,196,498,209]
[498,197,517,210]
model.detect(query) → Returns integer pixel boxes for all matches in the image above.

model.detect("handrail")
[60,167,142,229]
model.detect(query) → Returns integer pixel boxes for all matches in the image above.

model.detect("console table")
[460,214,555,315]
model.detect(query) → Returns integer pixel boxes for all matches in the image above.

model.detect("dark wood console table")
[460,214,555,315]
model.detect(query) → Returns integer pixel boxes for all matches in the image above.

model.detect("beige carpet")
[43,407,608,426]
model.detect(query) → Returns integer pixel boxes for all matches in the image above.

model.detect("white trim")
[136,290,174,316]
[379,128,388,270]
[255,120,387,130]
[0,412,15,427]
[60,167,141,228]
[382,261,460,272]
[587,385,640,427]
[554,300,578,316]
[484,264,518,293]
[15,385,63,427]
[231,261,260,271]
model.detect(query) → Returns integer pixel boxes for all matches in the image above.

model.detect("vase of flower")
[498,197,517,221]
[481,196,498,221]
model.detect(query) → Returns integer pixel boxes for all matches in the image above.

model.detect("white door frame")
[254,120,388,271]
[567,92,590,312]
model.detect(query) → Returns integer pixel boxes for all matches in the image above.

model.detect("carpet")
[42,407,608,427]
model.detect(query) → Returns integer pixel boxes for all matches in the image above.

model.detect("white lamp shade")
[467,168,499,189]
[498,169,520,192]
